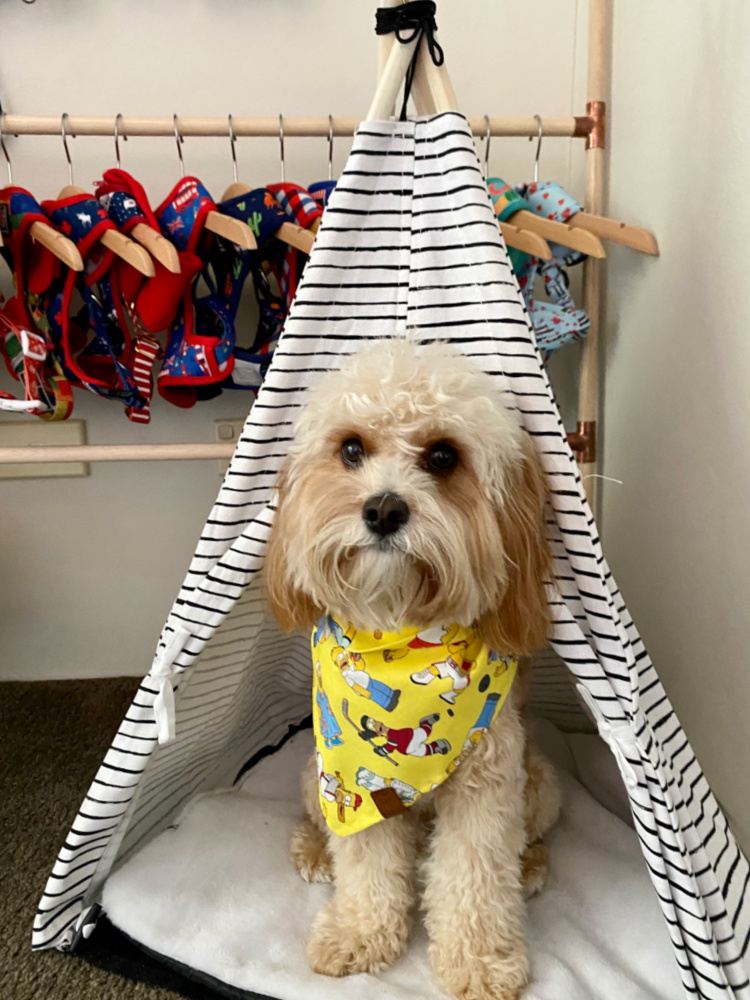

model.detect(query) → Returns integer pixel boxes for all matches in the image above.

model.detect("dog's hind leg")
[521,718,561,898]
[291,749,334,883]
[514,658,561,900]
[307,812,417,977]
[425,689,529,1000]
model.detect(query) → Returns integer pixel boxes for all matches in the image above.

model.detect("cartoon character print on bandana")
[313,620,517,835]
[313,615,355,650]
[447,691,505,774]
[355,768,422,807]
[386,624,485,705]
[332,646,401,712]
[359,712,451,759]
[315,662,343,749]
[317,750,363,826]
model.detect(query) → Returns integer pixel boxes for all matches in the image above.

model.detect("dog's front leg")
[307,813,417,977]
[425,693,528,1000]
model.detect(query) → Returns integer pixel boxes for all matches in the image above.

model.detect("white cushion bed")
[102,722,684,1000]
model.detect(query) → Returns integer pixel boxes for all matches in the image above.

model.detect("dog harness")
[204,188,289,395]
[307,179,337,207]
[487,177,591,356]
[0,187,73,419]
[312,617,517,836]
[267,182,322,305]
[40,193,149,418]
[154,177,235,408]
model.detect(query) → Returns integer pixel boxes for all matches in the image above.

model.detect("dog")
[264,339,560,1000]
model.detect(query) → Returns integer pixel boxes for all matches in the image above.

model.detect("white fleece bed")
[103,722,684,1000]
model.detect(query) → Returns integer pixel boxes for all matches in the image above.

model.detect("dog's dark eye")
[341,438,365,468]
[424,442,459,475]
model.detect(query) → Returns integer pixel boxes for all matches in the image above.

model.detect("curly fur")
[265,339,560,1000]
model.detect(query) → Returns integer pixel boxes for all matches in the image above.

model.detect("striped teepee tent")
[34,113,750,1000]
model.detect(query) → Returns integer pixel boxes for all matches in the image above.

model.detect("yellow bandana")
[312,617,517,836]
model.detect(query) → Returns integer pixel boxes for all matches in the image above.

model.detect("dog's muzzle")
[362,492,410,537]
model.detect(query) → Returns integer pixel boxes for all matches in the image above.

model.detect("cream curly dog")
[265,340,560,1000]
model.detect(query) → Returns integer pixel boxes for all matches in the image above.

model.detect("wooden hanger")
[498,220,551,260]
[30,224,84,270]
[220,114,314,255]
[57,115,154,276]
[273,114,319,246]
[172,115,256,252]
[492,116,606,259]
[568,212,659,255]
[495,202,606,258]
[480,117,551,261]
[110,114,180,273]
[0,112,83,270]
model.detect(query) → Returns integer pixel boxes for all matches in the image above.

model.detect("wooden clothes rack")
[0,0,610,504]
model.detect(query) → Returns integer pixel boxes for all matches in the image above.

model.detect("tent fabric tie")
[375,1,444,122]
[150,626,190,745]
[576,684,639,789]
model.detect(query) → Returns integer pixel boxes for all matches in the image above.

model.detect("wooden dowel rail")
[0,443,236,464]
[0,114,589,140]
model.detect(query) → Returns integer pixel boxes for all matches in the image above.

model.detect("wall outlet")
[0,419,89,480]
[213,418,247,475]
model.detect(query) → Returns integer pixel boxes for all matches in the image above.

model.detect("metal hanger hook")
[530,114,543,184]
[61,112,74,187]
[228,113,238,184]
[114,113,127,169]
[328,114,334,182]
[0,113,12,186]
[483,114,491,181]
[173,114,185,179]
[279,114,285,183]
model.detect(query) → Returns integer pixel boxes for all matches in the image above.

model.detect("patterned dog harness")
[267,182,323,305]
[307,179,337,207]
[154,177,235,408]
[205,188,290,395]
[0,187,73,419]
[312,617,517,836]
[40,193,147,417]
[487,177,591,356]
[95,169,172,422]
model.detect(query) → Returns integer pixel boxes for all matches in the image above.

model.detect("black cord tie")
[375,1,445,122]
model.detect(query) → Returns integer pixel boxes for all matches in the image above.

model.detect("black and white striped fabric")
[35,113,749,1000]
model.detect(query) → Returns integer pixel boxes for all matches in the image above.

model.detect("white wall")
[0,0,586,681]
[602,2,750,852]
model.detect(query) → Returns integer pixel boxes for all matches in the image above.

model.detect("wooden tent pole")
[576,0,610,507]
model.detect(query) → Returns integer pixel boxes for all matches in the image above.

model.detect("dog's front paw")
[521,838,548,899]
[308,900,409,976]
[291,817,334,883]
[432,947,529,1000]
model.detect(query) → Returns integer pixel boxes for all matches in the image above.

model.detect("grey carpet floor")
[0,677,180,1000]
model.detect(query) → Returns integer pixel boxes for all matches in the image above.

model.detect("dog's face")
[265,340,551,655]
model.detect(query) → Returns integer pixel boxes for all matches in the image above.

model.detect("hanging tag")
[577,684,640,789]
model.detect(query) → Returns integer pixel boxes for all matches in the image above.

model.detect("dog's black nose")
[362,493,410,537]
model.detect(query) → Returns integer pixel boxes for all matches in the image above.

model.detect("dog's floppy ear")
[264,463,321,632]
[478,433,552,657]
